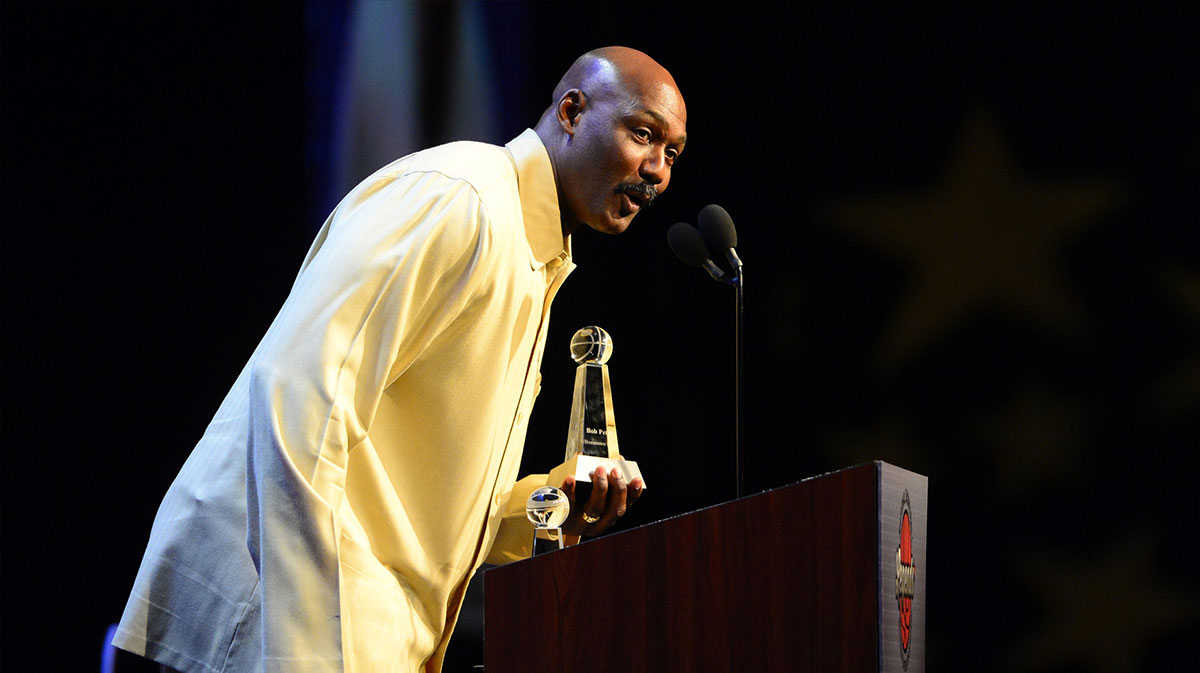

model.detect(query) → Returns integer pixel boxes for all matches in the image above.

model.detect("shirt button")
[494,492,505,507]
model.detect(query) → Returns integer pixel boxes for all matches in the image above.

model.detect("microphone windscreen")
[698,204,737,251]
[667,222,712,267]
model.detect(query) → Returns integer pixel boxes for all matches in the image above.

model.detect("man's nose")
[639,148,670,189]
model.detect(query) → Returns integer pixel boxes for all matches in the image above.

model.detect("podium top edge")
[533,461,927,554]
[751,460,927,496]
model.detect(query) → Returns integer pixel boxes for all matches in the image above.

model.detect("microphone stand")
[718,250,745,499]
[667,219,746,500]
[731,254,744,499]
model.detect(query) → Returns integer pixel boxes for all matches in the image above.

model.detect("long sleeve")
[113,132,568,673]
[244,171,493,671]
[483,474,548,564]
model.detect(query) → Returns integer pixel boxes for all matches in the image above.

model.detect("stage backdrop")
[1,2,1195,672]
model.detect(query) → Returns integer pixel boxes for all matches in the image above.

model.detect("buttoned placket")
[510,252,573,477]
[478,251,575,543]
[530,251,574,386]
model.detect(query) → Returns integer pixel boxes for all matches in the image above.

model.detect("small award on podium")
[547,326,646,494]
[526,486,569,555]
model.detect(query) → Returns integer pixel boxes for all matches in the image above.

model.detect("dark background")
[2,2,1196,672]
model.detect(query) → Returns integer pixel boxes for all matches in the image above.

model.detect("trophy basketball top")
[569,326,613,365]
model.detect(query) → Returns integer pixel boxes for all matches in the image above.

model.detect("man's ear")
[556,89,587,135]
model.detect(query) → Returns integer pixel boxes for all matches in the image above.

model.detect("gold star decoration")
[971,382,1086,495]
[1006,532,1196,673]
[1151,265,1200,415]
[824,109,1129,367]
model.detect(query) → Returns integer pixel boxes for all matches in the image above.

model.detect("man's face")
[559,82,687,235]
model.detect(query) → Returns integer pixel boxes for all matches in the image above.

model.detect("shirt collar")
[505,129,570,269]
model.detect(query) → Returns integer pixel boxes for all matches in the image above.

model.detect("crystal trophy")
[526,486,570,555]
[547,326,646,495]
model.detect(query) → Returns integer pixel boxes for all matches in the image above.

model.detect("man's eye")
[633,128,652,142]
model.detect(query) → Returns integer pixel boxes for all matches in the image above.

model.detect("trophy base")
[531,527,564,556]
[547,454,646,493]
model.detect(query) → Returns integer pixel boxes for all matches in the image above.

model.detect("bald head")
[542,47,684,125]
[535,47,688,237]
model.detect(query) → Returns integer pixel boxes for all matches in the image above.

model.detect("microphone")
[668,221,727,282]
[667,205,746,500]
[698,204,743,272]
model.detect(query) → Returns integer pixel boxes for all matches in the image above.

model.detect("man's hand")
[559,465,644,540]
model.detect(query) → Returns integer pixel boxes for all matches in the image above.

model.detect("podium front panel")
[484,461,926,673]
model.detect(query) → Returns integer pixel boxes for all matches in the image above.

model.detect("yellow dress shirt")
[114,129,574,673]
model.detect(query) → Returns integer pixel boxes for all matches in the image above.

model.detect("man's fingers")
[626,477,644,508]
[594,467,628,528]
[559,475,577,509]
[582,466,608,522]
[560,467,641,537]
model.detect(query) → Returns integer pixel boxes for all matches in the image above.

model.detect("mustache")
[616,181,659,207]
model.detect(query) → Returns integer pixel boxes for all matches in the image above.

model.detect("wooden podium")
[483,461,927,672]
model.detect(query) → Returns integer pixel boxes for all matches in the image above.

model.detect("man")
[113,46,687,673]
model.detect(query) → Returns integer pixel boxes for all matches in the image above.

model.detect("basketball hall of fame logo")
[895,490,916,669]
